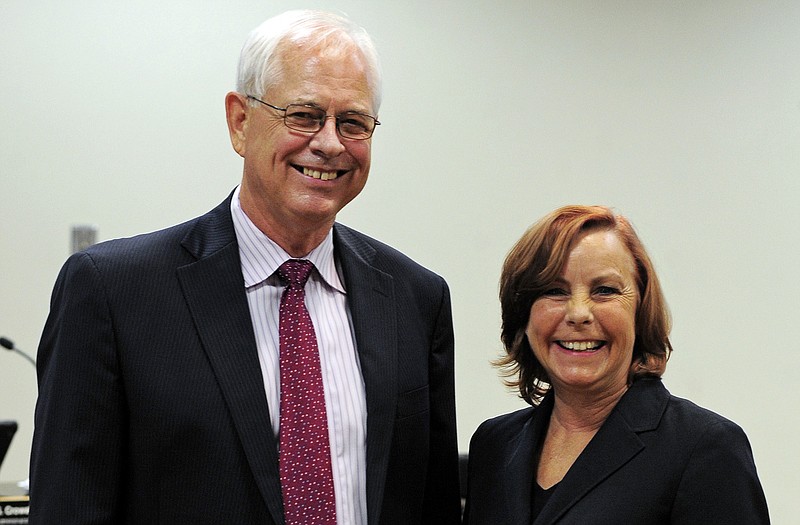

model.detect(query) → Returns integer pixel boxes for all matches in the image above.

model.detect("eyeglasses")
[246,95,380,140]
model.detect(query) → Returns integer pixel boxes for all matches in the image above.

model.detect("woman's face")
[525,228,639,398]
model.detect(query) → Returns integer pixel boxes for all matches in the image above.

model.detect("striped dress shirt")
[231,187,368,525]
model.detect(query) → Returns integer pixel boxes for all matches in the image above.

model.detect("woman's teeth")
[559,341,603,351]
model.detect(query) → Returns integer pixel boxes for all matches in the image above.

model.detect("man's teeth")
[303,167,338,181]
[560,341,603,351]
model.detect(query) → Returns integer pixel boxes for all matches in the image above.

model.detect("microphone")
[0,336,37,368]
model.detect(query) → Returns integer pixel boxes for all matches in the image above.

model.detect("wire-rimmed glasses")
[247,95,380,140]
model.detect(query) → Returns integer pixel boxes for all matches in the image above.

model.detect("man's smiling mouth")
[295,165,344,181]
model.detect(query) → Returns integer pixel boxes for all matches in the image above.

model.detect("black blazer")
[30,194,461,524]
[463,378,769,524]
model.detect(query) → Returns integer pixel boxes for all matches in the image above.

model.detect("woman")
[462,205,769,524]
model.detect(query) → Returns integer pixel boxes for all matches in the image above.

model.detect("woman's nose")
[565,297,593,325]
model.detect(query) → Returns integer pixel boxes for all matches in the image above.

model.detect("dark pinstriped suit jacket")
[30,193,461,524]
[463,378,769,524]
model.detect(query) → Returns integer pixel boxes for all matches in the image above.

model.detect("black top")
[532,482,558,519]
[464,378,770,524]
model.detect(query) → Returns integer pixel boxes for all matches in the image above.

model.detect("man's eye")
[338,116,369,132]
[288,111,321,121]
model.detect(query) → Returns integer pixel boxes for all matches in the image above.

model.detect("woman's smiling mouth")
[556,340,606,352]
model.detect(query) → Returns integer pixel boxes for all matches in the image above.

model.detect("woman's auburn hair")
[495,205,673,405]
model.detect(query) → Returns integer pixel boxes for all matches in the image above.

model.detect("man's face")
[231,41,375,237]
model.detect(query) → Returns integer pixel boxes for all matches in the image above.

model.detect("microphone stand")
[0,336,35,493]
[0,337,36,368]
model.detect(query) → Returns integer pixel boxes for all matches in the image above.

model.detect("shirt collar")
[230,185,345,293]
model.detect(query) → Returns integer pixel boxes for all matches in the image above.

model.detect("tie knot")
[278,259,314,287]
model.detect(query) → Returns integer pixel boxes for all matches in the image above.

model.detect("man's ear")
[225,92,248,157]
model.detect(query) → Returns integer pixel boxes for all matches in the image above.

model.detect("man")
[29,10,461,524]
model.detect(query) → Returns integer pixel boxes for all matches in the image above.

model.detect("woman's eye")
[542,287,568,297]
[595,286,619,296]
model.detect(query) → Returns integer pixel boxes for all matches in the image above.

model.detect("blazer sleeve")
[30,253,125,524]
[671,418,770,524]
[420,276,461,524]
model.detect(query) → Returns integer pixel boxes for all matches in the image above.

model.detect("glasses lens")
[337,112,375,140]
[284,105,326,132]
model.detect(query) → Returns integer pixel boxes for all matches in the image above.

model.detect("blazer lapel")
[502,396,553,525]
[176,197,285,524]
[534,379,667,525]
[333,224,397,525]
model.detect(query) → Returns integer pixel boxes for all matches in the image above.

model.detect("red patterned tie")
[277,259,337,525]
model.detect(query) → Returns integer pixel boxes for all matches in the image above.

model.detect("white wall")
[1,0,797,520]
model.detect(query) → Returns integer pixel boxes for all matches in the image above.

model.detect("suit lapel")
[502,397,553,525]
[534,379,667,524]
[334,224,397,525]
[176,197,285,525]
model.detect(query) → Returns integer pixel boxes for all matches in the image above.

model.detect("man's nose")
[309,117,346,157]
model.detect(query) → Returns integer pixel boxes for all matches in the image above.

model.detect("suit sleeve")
[420,277,462,524]
[672,418,770,524]
[29,253,125,524]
